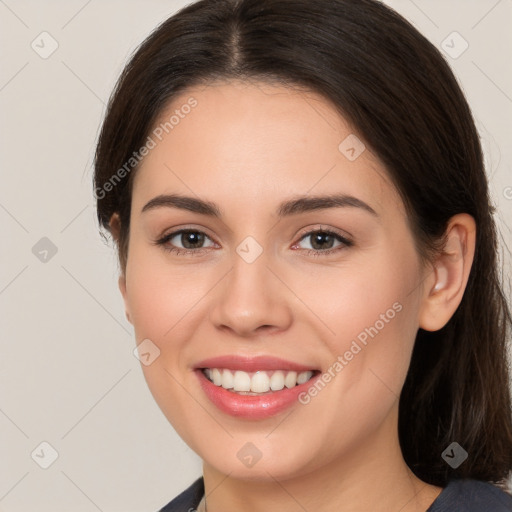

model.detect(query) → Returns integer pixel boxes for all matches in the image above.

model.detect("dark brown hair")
[94,0,512,489]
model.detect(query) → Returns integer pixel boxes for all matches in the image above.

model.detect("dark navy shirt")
[158,477,512,511]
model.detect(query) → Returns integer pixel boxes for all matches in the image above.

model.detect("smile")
[202,368,317,394]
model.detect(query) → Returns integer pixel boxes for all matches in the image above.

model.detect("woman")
[93,0,512,510]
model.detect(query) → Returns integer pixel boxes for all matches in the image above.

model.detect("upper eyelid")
[296,224,352,240]
[159,226,218,244]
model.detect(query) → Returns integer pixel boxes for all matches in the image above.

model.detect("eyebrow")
[141,193,378,218]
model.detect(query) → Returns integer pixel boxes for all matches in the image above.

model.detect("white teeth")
[233,370,251,391]
[251,371,270,393]
[203,368,315,393]
[221,369,234,389]
[284,371,298,389]
[211,368,222,386]
[270,370,285,391]
[297,371,311,385]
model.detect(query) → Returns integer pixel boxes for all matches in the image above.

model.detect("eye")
[154,226,353,257]
[154,229,216,255]
[292,228,353,256]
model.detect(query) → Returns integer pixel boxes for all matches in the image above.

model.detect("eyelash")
[153,227,353,257]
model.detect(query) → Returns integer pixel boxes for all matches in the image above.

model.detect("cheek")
[298,244,422,398]
[125,241,211,342]
[123,245,213,444]
[284,249,421,462]
[302,247,420,342]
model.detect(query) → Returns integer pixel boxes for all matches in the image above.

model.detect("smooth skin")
[110,80,476,512]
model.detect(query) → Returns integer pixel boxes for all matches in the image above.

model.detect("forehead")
[131,80,404,218]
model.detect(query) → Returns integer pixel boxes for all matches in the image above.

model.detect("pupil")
[182,231,204,249]
[312,232,333,250]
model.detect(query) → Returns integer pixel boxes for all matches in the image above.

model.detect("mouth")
[193,355,322,419]
[200,368,320,395]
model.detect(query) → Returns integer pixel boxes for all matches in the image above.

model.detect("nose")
[208,248,293,338]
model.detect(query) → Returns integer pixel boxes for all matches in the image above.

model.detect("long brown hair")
[94,0,512,489]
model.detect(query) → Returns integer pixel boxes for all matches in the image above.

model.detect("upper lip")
[194,355,319,373]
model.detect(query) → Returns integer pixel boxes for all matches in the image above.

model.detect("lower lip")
[195,369,320,419]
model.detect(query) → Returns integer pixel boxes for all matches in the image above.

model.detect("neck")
[200,406,442,512]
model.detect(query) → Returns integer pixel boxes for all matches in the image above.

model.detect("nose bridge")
[231,239,271,294]
[209,236,293,335]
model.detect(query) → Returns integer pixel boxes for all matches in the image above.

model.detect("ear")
[109,212,121,243]
[109,213,132,325]
[418,213,476,332]
[118,274,132,325]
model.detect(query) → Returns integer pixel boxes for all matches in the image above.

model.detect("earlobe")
[110,213,131,324]
[118,274,132,325]
[419,213,476,332]
[109,213,121,242]
[118,274,127,298]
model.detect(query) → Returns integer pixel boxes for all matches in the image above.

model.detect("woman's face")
[120,80,432,480]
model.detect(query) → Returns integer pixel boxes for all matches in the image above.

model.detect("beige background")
[1,1,511,511]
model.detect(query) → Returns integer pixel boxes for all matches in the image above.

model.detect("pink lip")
[194,355,318,373]
[194,355,321,419]
[195,369,321,419]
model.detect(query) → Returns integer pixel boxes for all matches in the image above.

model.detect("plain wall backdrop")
[1,1,511,511]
